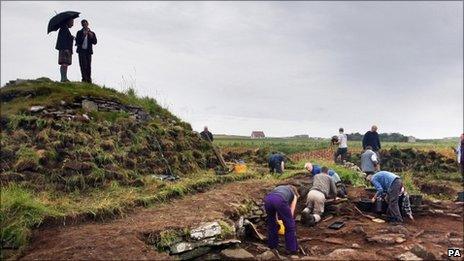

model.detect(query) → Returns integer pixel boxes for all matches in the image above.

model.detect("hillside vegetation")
[0,78,221,251]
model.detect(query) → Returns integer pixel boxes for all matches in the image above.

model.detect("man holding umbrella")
[48,11,79,82]
[56,18,75,82]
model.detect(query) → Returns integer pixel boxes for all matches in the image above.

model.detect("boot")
[60,66,69,82]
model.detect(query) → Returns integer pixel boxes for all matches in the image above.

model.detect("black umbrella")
[47,11,80,34]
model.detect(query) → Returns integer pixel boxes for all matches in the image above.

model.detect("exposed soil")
[19,179,278,260]
[18,175,463,260]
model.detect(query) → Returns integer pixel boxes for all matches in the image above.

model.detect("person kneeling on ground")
[366,171,413,222]
[269,152,285,174]
[302,166,338,226]
[263,185,299,255]
[304,162,347,197]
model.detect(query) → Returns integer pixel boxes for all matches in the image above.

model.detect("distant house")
[293,134,310,139]
[251,131,265,139]
[407,136,416,143]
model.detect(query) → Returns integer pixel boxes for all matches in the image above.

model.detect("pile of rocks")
[79,96,151,121]
[153,221,242,260]
[29,96,151,122]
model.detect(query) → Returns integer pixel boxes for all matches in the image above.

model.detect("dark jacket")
[268,154,285,167]
[362,131,381,151]
[55,26,74,52]
[200,130,213,142]
[75,29,97,54]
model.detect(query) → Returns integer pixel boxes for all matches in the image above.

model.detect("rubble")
[327,248,358,260]
[366,233,406,244]
[396,251,422,261]
[410,244,437,260]
[256,250,277,261]
[220,248,255,260]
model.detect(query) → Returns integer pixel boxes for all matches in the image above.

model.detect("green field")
[214,135,458,156]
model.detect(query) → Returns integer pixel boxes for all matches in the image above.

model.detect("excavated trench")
[141,174,463,260]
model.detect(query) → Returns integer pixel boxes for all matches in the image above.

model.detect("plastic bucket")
[234,163,247,173]
[277,220,285,235]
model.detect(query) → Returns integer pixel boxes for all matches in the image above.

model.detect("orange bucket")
[234,163,247,173]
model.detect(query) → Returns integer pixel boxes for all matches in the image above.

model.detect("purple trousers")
[264,193,298,253]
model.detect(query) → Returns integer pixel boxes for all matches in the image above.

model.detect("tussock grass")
[0,185,57,249]
[14,146,40,172]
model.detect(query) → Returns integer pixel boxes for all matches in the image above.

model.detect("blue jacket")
[311,165,341,183]
[371,171,399,196]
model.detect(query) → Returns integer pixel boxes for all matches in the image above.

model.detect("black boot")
[60,66,69,82]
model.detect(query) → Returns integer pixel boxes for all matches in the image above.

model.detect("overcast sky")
[1,1,462,138]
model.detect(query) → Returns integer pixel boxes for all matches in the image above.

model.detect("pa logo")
[448,248,462,257]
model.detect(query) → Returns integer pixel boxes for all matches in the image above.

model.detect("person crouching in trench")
[263,185,299,255]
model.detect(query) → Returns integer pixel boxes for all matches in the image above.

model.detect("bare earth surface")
[20,176,463,260]
[20,179,277,260]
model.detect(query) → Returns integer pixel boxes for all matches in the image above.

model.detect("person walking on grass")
[333,127,348,163]
[361,145,380,175]
[76,19,97,83]
[302,166,338,226]
[363,125,381,153]
[263,185,299,256]
[366,171,413,222]
[56,18,75,82]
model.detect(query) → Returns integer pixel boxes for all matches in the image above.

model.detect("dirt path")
[20,179,277,260]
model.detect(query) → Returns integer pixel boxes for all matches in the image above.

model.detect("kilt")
[58,50,72,65]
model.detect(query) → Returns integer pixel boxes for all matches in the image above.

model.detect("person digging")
[304,162,347,198]
[263,185,299,256]
[366,171,413,223]
[268,152,286,174]
[302,166,338,226]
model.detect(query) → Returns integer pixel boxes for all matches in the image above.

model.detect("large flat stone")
[220,248,255,260]
[190,221,222,240]
[327,248,359,260]
[178,246,211,260]
[82,100,98,112]
[256,250,276,261]
[366,233,406,244]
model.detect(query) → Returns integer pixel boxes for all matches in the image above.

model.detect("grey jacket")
[361,149,378,172]
[310,174,337,199]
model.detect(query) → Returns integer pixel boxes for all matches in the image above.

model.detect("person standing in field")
[200,126,214,142]
[263,185,299,255]
[76,19,97,83]
[56,18,75,82]
[333,127,348,163]
[363,125,381,153]
[455,133,464,174]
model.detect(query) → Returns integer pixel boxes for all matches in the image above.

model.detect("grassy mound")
[0,78,222,251]
[1,78,218,191]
